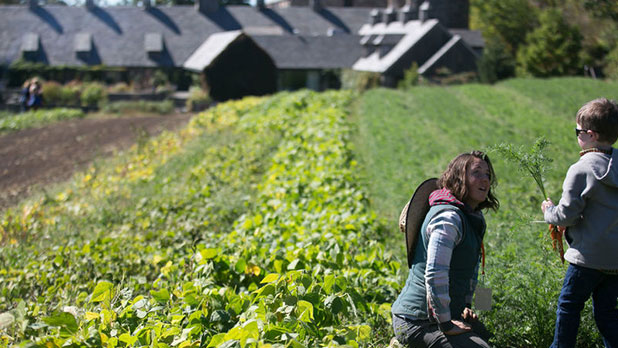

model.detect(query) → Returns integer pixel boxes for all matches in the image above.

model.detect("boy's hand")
[541,198,554,213]
[443,320,472,336]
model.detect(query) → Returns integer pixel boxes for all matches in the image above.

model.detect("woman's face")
[463,157,491,209]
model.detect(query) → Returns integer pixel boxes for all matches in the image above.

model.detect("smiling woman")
[391,151,499,348]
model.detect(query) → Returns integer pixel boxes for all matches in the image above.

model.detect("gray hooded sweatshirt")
[544,149,618,270]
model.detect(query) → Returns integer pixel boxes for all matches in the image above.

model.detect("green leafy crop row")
[0,90,398,347]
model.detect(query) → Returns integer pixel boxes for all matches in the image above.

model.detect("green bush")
[41,81,81,106]
[60,84,81,105]
[340,69,381,91]
[516,9,583,77]
[397,63,420,90]
[41,81,62,105]
[478,38,516,83]
[185,86,211,112]
[604,45,618,79]
[107,82,132,93]
[470,0,537,55]
[102,100,175,115]
[80,82,108,107]
[152,70,169,89]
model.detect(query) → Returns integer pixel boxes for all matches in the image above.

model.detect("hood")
[428,188,464,208]
[589,149,618,188]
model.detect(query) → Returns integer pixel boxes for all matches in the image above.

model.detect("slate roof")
[252,34,364,69]
[448,29,484,49]
[353,19,439,73]
[418,34,477,74]
[0,4,371,67]
[183,30,243,71]
[353,17,482,77]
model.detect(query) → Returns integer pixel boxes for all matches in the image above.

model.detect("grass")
[0,108,85,133]
[351,77,618,347]
[101,100,175,115]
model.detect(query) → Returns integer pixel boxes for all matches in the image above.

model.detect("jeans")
[392,314,491,348]
[551,263,618,348]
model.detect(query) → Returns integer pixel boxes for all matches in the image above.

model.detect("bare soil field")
[0,114,192,211]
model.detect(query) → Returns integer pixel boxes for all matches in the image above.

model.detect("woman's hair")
[437,150,500,211]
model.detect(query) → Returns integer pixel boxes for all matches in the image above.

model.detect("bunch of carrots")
[492,138,564,263]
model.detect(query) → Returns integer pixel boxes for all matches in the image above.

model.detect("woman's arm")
[424,210,462,326]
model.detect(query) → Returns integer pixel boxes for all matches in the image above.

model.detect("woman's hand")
[443,320,472,336]
[541,198,554,213]
[462,308,478,322]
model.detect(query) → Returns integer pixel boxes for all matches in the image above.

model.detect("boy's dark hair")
[438,151,500,211]
[576,98,618,144]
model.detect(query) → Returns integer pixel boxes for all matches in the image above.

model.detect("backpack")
[398,178,439,269]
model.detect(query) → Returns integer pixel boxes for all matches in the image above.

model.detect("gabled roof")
[448,29,484,49]
[252,34,364,69]
[353,19,440,73]
[183,31,243,71]
[0,5,371,67]
[418,34,478,75]
[183,32,363,71]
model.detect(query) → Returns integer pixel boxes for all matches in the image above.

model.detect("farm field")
[1,78,617,347]
[0,113,191,210]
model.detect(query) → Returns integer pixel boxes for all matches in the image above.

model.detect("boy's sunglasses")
[575,128,594,137]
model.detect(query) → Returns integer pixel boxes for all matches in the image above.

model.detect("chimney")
[256,0,265,9]
[196,0,219,13]
[28,0,38,9]
[383,7,396,24]
[419,0,431,22]
[309,0,322,11]
[399,0,417,23]
[382,0,397,24]
[143,0,152,9]
[370,8,382,25]
[85,0,95,10]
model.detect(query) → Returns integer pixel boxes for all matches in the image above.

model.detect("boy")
[541,97,618,348]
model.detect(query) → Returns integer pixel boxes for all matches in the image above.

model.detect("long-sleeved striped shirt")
[424,210,479,323]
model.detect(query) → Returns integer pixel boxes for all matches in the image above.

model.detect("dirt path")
[0,114,193,211]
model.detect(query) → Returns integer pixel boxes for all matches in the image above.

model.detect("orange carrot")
[549,224,565,263]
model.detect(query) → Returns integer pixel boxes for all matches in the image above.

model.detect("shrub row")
[42,81,108,107]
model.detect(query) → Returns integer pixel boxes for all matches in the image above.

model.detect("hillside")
[352,77,618,347]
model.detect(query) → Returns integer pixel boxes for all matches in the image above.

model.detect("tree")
[470,0,538,56]
[583,0,618,22]
[477,37,516,83]
[605,45,618,79]
[516,8,582,77]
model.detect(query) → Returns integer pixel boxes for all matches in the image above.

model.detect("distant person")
[392,151,499,348]
[19,79,31,112]
[26,79,43,110]
[541,97,618,348]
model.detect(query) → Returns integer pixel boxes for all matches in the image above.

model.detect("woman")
[392,151,499,348]
[27,79,43,110]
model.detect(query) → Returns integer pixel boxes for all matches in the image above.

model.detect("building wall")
[204,36,276,101]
